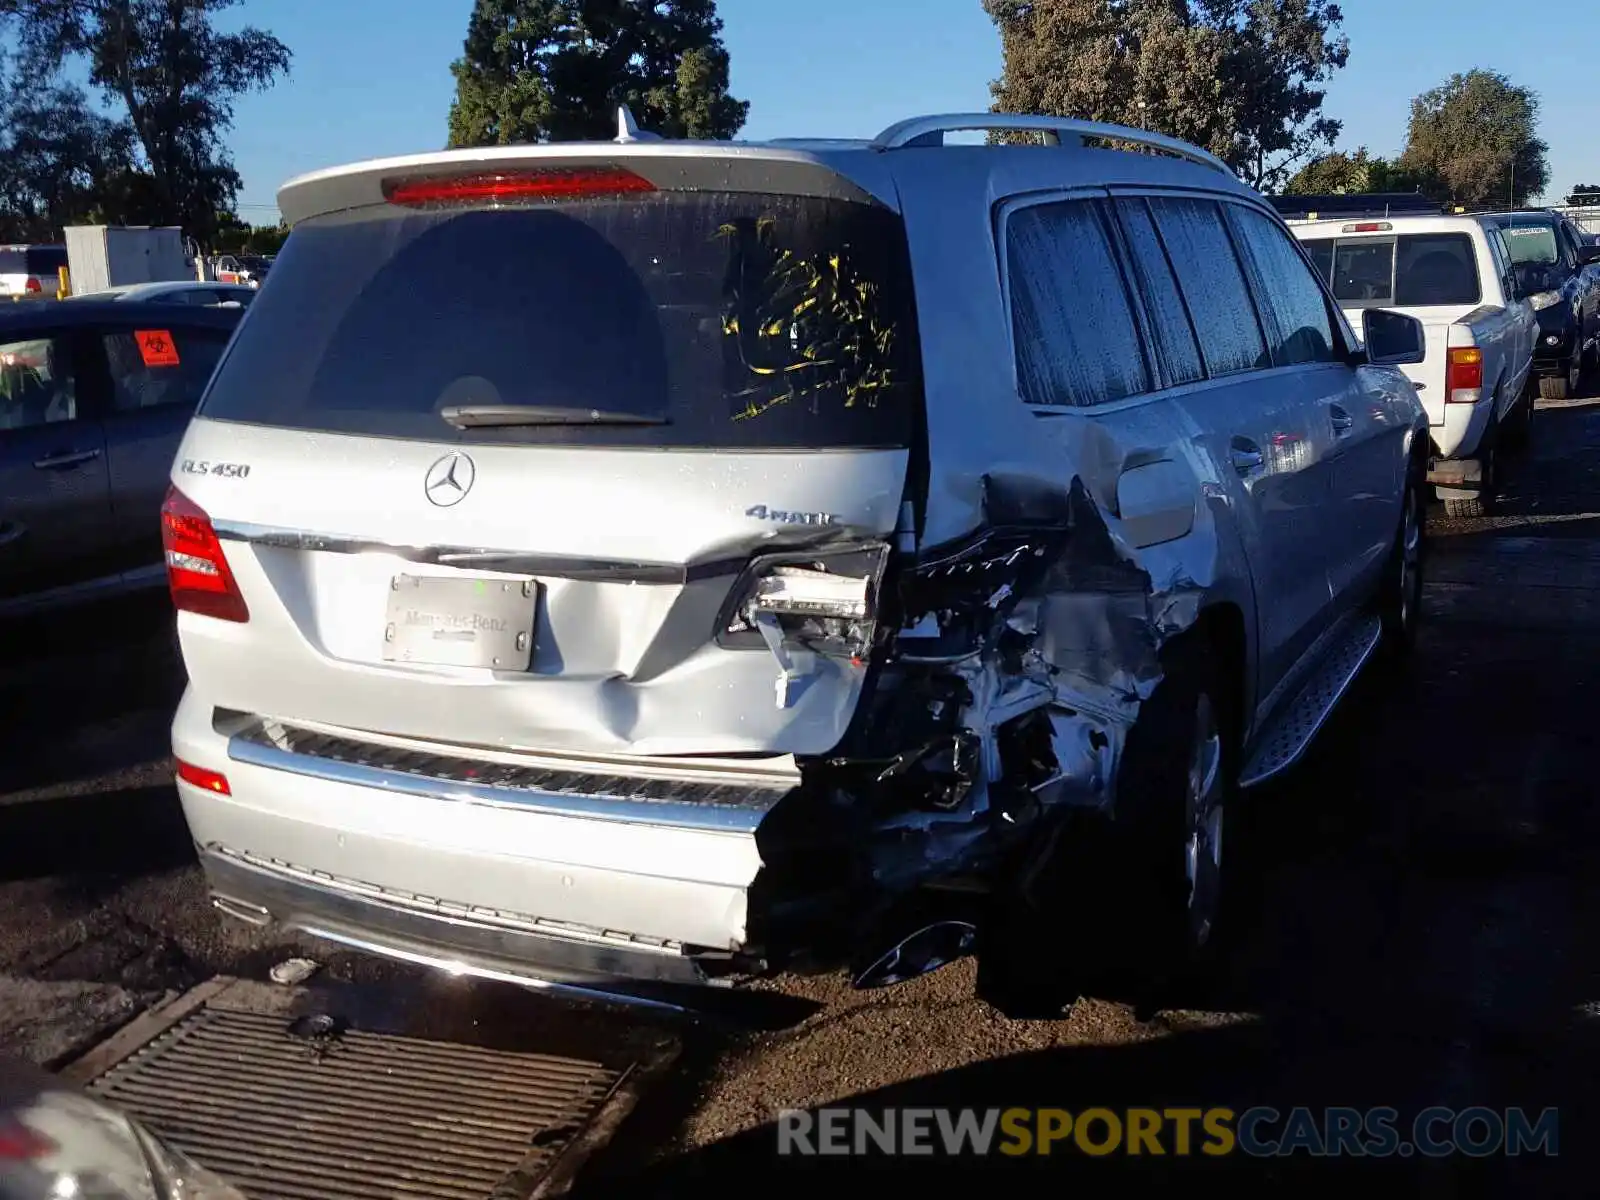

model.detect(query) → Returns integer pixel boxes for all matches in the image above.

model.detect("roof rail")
[868,113,1234,176]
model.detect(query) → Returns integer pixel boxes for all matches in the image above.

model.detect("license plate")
[382,575,538,670]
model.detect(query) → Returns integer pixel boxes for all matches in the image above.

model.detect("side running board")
[1239,614,1383,789]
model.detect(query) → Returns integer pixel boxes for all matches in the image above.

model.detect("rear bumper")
[200,846,714,1001]
[173,687,786,993]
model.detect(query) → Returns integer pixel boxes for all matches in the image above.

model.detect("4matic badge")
[745,504,840,527]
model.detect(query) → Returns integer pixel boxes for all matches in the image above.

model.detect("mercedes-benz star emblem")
[424,452,475,507]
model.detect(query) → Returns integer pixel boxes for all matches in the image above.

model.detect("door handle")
[1229,438,1265,475]
[1329,405,1354,434]
[0,521,22,548]
[32,448,101,470]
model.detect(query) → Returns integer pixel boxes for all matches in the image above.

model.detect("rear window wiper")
[439,404,669,429]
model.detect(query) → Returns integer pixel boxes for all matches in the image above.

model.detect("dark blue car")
[0,299,242,617]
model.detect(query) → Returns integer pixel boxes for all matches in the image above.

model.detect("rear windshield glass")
[1299,233,1480,308]
[197,191,921,449]
[0,247,67,275]
[1495,223,1560,266]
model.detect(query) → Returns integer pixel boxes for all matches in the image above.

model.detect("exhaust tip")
[851,920,977,989]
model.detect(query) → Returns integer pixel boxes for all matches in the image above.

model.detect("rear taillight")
[1445,347,1484,404]
[23,276,40,293]
[0,1117,55,1159]
[718,544,890,670]
[176,759,231,795]
[161,484,249,622]
[381,166,656,208]
[1342,222,1393,233]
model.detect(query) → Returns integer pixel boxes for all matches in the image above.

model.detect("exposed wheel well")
[1181,603,1247,755]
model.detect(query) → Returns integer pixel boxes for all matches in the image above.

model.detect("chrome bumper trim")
[199,848,710,1012]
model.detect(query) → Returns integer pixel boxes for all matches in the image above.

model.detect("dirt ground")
[6,395,1600,1196]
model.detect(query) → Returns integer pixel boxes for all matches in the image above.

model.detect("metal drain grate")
[81,1001,626,1200]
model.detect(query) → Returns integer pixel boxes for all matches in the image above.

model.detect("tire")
[1379,461,1425,662]
[977,638,1237,1015]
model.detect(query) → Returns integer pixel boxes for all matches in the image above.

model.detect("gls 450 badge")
[745,504,840,527]
[181,459,251,479]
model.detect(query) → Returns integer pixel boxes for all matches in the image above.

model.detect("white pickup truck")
[1292,215,1538,517]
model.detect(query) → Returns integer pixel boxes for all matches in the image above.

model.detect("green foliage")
[0,59,139,240]
[2,0,290,244]
[447,0,747,147]
[985,0,1350,190]
[1397,70,1549,208]
[1283,147,1428,195]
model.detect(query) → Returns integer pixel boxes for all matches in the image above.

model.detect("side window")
[1300,238,1336,286]
[1005,199,1152,407]
[1114,198,1205,386]
[103,325,230,413]
[0,334,78,431]
[1487,230,1518,300]
[1226,205,1339,366]
[1147,196,1268,376]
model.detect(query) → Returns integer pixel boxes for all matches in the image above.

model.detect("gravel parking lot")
[6,396,1600,1195]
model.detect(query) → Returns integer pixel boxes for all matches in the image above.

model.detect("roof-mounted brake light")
[381,166,656,208]
[1342,221,1393,233]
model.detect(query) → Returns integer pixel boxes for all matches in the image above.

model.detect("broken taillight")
[381,166,657,208]
[161,484,250,623]
[718,544,889,664]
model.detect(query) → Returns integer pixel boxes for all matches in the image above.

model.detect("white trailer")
[63,225,189,295]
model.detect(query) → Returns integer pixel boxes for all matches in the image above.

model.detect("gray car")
[0,301,241,617]
[166,110,1430,1013]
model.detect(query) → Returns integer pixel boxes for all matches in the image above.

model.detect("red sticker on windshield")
[135,329,180,368]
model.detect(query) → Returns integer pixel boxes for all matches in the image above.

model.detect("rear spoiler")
[277,143,895,226]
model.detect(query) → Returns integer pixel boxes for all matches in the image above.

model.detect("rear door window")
[1113,198,1205,387]
[1005,199,1151,407]
[1330,241,1396,304]
[104,325,232,412]
[1225,205,1339,366]
[1394,234,1480,306]
[196,191,922,450]
[1146,196,1269,376]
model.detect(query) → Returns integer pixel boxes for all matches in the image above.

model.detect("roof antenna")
[614,105,662,145]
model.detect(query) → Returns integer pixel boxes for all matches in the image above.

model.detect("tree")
[2,0,291,244]
[0,64,139,239]
[1284,146,1428,195]
[447,0,747,147]
[984,0,1350,190]
[1397,70,1548,209]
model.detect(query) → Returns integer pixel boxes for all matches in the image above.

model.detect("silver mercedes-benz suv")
[166,110,1430,1013]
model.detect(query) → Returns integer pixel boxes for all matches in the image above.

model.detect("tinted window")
[1114,199,1204,386]
[1227,207,1338,366]
[0,247,67,275]
[1331,241,1396,304]
[1301,238,1335,286]
[104,325,231,412]
[197,192,921,449]
[1394,234,1480,306]
[1006,199,1151,407]
[0,334,77,430]
[1147,197,1268,376]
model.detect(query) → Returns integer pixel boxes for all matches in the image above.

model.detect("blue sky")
[216,0,1591,218]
